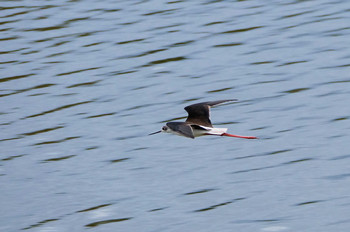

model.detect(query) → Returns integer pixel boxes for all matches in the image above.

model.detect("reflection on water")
[1,0,350,231]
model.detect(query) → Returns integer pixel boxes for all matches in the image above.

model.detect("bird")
[149,100,258,139]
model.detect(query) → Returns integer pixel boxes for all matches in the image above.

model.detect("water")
[1,0,350,231]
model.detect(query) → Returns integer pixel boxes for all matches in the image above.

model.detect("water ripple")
[21,125,64,136]
[184,188,216,195]
[0,83,56,97]
[219,26,264,34]
[22,218,59,231]
[41,155,76,163]
[296,200,323,206]
[76,204,112,213]
[0,73,34,83]
[24,100,93,119]
[85,218,133,228]
[194,198,245,213]
[32,136,80,146]
[140,56,187,67]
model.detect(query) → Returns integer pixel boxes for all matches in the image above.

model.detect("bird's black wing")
[166,122,195,139]
[184,100,236,127]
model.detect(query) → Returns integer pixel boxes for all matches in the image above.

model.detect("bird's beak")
[149,130,161,135]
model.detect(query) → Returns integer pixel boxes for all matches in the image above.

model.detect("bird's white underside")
[193,126,227,137]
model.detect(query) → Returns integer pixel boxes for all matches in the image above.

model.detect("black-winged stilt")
[149,100,258,139]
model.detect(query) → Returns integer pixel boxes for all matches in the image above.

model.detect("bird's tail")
[206,127,228,135]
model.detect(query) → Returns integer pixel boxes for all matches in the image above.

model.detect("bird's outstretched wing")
[184,100,236,127]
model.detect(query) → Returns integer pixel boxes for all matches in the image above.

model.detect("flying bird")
[149,100,258,139]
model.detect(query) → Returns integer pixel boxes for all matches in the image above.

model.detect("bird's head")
[149,125,170,135]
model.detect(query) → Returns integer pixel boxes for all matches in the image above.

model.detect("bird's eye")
[162,126,167,131]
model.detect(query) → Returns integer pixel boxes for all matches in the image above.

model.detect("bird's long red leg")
[221,133,258,139]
